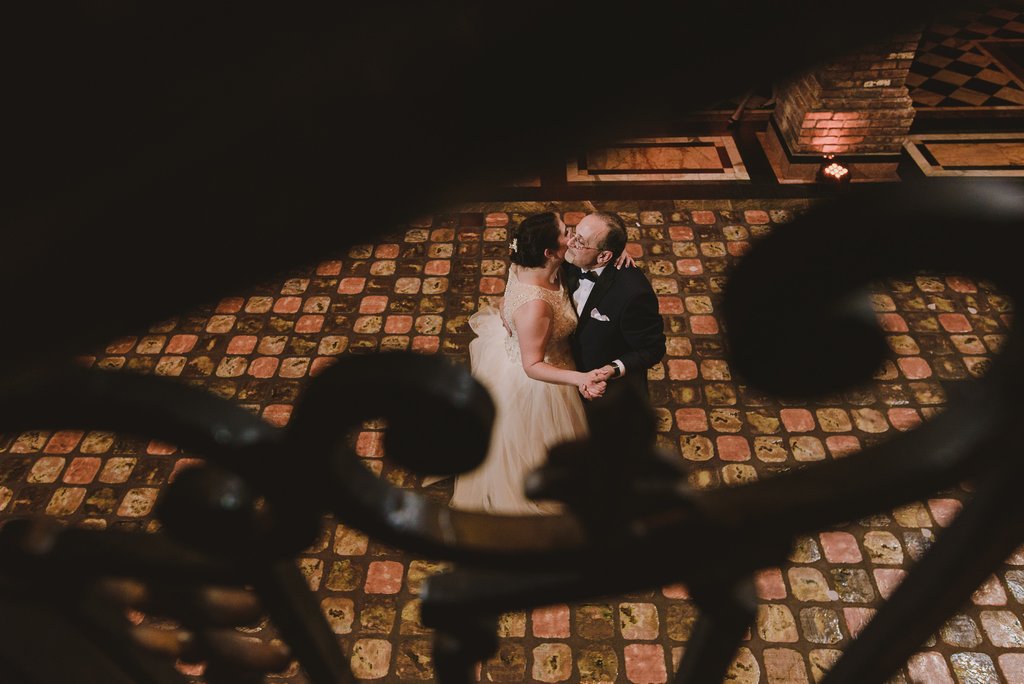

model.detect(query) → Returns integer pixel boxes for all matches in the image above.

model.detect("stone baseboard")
[758,125,901,184]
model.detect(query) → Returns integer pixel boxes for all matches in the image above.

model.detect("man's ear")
[595,250,614,267]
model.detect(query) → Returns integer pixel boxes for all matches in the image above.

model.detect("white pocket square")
[589,308,610,322]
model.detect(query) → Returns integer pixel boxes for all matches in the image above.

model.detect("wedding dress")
[451,266,588,515]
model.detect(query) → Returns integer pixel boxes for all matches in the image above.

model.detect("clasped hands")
[579,365,615,400]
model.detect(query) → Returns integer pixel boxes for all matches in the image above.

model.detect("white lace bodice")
[502,267,577,369]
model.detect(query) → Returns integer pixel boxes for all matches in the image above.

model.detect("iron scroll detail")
[1,183,1024,682]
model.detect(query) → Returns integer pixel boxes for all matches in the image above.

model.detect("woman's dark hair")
[509,212,560,267]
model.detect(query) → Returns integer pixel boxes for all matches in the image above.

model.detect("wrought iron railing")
[0,2,1012,683]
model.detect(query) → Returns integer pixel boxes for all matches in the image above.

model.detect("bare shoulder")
[513,297,554,322]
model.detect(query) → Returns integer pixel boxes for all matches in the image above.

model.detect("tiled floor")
[566,137,749,183]
[1,201,1019,682]
[909,5,1024,108]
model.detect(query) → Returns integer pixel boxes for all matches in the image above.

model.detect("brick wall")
[774,31,922,156]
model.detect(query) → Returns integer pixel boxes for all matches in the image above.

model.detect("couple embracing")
[451,211,666,514]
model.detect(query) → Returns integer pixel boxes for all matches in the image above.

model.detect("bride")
[450,212,612,515]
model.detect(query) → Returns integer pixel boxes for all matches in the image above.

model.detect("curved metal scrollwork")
[2,183,1024,683]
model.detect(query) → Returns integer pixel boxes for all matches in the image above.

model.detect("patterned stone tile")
[2,200,1018,682]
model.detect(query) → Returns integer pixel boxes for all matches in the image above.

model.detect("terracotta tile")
[385,316,414,334]
[248,357,279,378]
[658,297,684,314]
[262,404,292,427]
[675,408,708,432]
[877,313,909,332]
[316,260,343,276]
[897,357,932,379]
[676,258,704,275]
[63,457,102,484]
[375,244,400,259]
[661,584,689,599]
[999,654,1024,684]
[780,408,815,432]
[273,296,302,314]
[412,336,440,353]
[946,276,977,293]
[973,575,1009,605]
[928,498,962,527]
[938,313,972,332]
[105,337,136,354]
[424,260,451,276]
[338,277,366,295]
[667,359,697,380]
[295,314,325,333]
[728,241,751,256]
[819,531,862,563]
[309,357,336,376]
[215,297,244,314]
[624,644,667,684]
[842,607,875,638]
[689,315,719,334]
[357,432,384,458]
[756,568,787,600]
[717,435,751,461]
[359,296,388,314]
[169,458,203,482]
[44,430,84,454]
[226,335,258,354]
[888,408,922,431]
[146,440,177,456]
[480,277,505,294]
[365,560,404,594]
[532,605,570,638]
[873,568,907,600]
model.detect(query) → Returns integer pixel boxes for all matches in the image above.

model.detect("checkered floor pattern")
[909,5,1024,108]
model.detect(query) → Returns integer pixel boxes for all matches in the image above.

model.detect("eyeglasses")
[568,233,602,251]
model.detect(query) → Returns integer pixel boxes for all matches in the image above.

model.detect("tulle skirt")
[451,306,588,515]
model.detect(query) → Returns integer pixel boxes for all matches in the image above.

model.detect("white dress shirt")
[572,265,625,378]
[572,265,604,317]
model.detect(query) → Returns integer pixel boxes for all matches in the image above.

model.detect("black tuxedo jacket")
[563,262,666,397]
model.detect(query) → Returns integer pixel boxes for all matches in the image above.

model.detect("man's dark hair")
[592,211,627,257]
[509,212,560,268]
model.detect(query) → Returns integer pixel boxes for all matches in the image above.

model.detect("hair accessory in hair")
[509,238,518,253]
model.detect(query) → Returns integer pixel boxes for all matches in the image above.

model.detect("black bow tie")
[578,270,598,282]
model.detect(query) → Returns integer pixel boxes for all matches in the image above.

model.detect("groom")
[564,211,666,401]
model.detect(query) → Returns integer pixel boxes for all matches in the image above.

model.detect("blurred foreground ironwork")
[1,2,1017,683]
